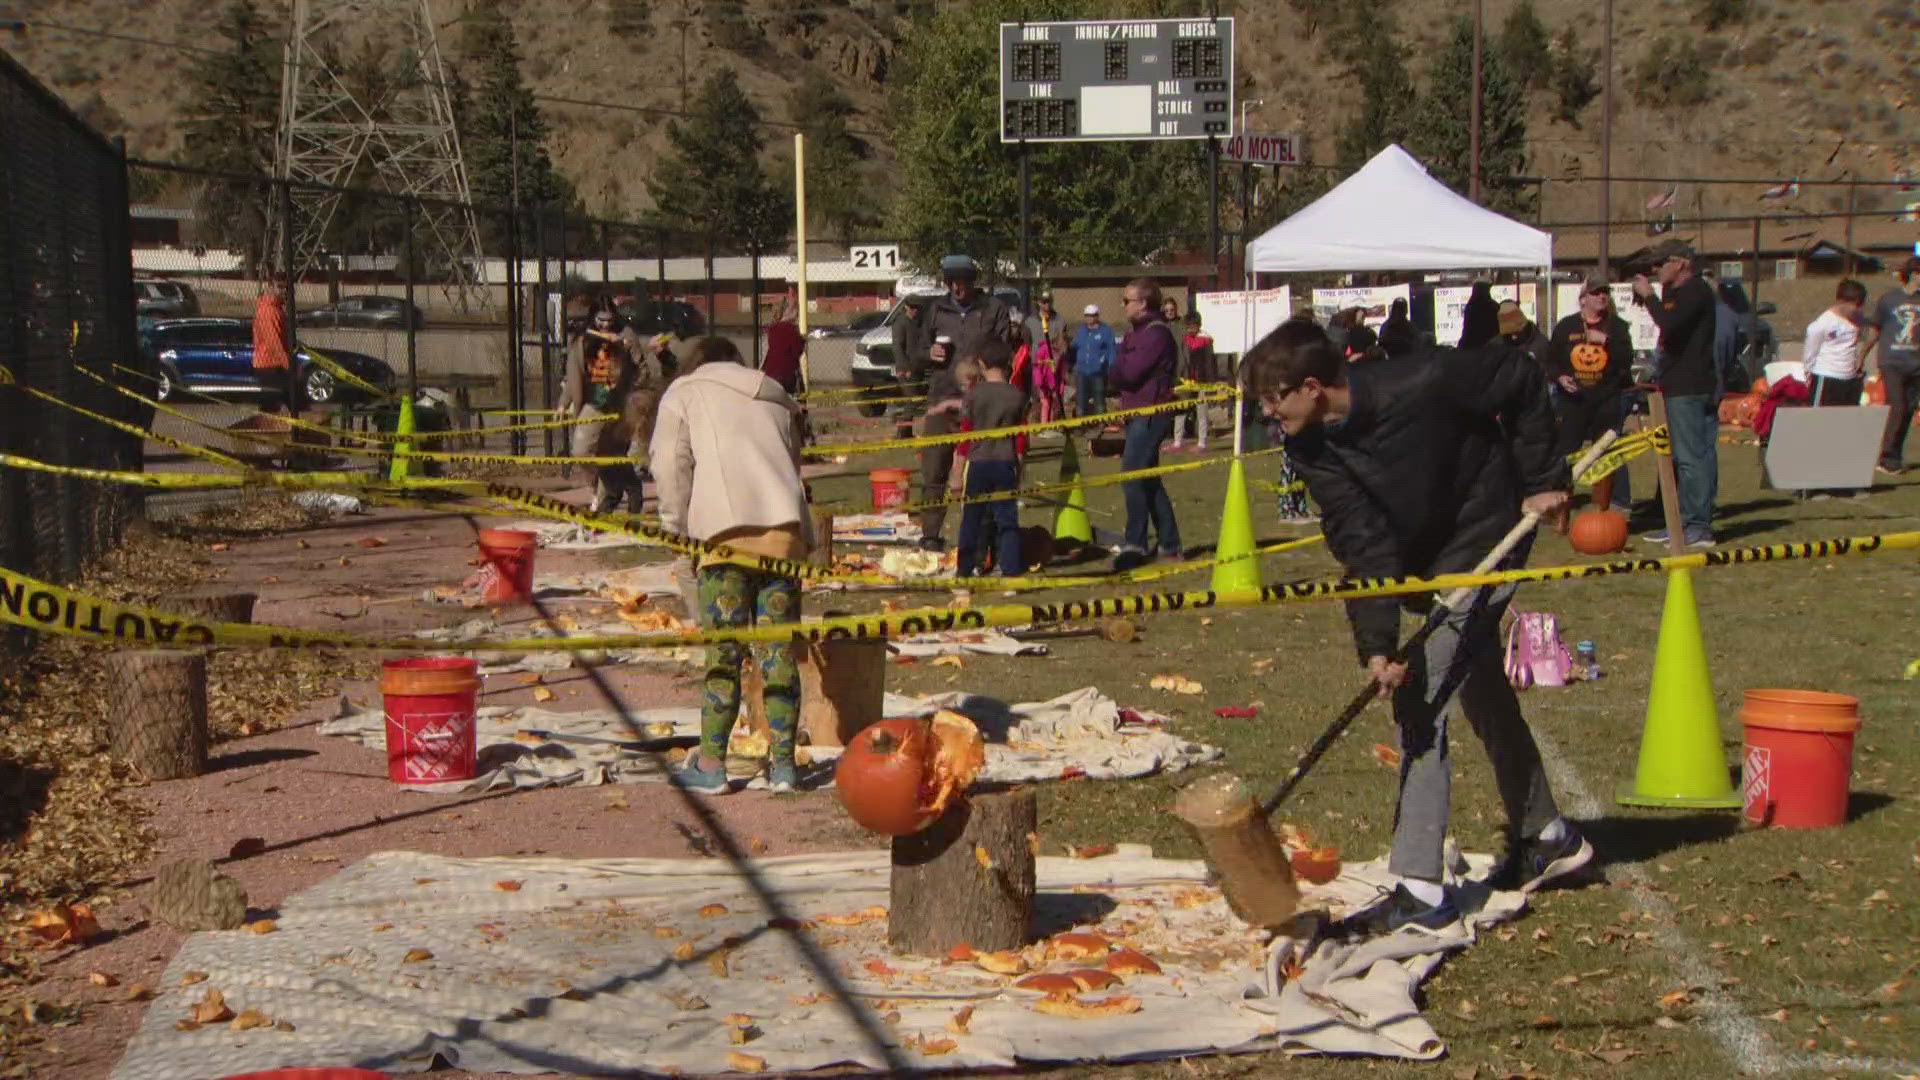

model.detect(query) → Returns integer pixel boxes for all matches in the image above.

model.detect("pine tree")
[1337,39,1417,169]
[1548,28,1600,126]
[457,0,571,251]
[178,0,281,275]
[787,68,876,245]
[1498,0,1553,91]
[1409,17,1534,216]
[648,68,792,251]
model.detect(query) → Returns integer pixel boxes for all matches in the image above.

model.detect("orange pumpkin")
[1569,509,1629,556]
[834,711,986,836]
[1289,846,1343,885]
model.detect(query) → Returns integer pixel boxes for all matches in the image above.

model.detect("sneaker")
[1111,548,1150,572]
[675,757,732,795]
[1876,464,1904,476]
[1157,549,1186,564]
[1485,827,1595,893]
[1640,530,1672,545]
[918,536,947,553]
[766,760,798,794]
[1339,883,1461,935]
[1685,534,1717,549]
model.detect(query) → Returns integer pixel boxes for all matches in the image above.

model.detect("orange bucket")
[475,527,537,603]
[380,657,480,784]
[1738,689,1860,829]
[869,468,912,510]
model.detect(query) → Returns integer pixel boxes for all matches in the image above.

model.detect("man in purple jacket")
[1110,278,1182,570]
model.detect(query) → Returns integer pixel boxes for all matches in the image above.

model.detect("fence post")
[503,202,521,453]
[535,206,554,458]
[404,197,418,400]
[55,144,83,581]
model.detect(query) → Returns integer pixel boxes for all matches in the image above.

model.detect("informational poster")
[1309,284,1409,330]
[1192,286,1292,355]
[1433,283,1538,346]
[1551,283,1660,353]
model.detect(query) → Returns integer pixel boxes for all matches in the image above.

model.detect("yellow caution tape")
[303,345,393,401]
[879,447,1286,516]
[0,363,249,471]
[804,390,1235,458]
[3,530,1913,652]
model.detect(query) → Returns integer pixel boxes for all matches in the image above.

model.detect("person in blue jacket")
[1071,304,1118,419]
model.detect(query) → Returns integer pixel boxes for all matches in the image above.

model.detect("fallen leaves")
[189,988,233,1024]
[1371,742,1403,769]
[180,971,209,986]
[673,942,696,962]
[230,1009,272,1031]
[493,880,523,893]
[698,903,729,918]
[946,1005,975,1035]
[86,971,117,988]
[532,687,556,703]
[244,919,277,935]
[402,948,434,964]
[25,903,100,948]
[355,536,388,548]
[930,654,965,668]
[725,1050,767,1073]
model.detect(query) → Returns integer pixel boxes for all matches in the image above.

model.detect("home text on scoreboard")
[999,18,1235,143]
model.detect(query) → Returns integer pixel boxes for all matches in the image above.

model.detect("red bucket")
[1739,689,1860,829]
[381,657,479,785]
[476,528,537,604]
[869,468,911,511]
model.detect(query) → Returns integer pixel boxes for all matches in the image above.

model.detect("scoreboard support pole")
[1018,140,1032,287]
[1207,136,1222,289]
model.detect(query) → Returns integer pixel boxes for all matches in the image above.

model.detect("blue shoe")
[767,760,798,794]
[1340,884,1461,936]
[675,758,732,795]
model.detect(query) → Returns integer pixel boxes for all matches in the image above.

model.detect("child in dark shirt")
[954,351,1026,577]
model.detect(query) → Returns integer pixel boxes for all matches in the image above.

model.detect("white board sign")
[1551,283,1660,353]
[1310,284,1408,330]
[1193,286,1292,355]
[1219,131,1303,167]
[848,245,902,272]
[1764,406,1887,490]
[1433,284,1537,347]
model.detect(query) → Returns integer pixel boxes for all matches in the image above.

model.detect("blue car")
[138,318,396,405]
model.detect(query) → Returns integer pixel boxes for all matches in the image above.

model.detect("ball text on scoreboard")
[999,18,1236,143]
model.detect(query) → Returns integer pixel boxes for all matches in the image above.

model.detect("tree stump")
[106,649,209,781]
[888,788,1036,956]
[798,638,884,747]
[162,589,256,625]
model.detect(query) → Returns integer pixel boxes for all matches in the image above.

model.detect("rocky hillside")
[6,0,1916,229]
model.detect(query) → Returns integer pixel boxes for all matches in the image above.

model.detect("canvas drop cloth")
[318,687,1221,794]
[110,847,1531,1079]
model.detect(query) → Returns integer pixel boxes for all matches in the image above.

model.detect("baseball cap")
[1037,288,1053,300]
[1581,275,1611,295]
[1083,303,1100,316]
[1648,238,1695,263]
[938,253,978,278]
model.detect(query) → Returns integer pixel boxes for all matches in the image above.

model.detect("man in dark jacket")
[1547,279,1636,510]
[1242,320,1590,931]
[1109,278,1182,570]
[1632,239,1718,547]
[911,254,1014,550]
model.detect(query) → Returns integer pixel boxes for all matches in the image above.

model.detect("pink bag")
[1505,610,1572,689]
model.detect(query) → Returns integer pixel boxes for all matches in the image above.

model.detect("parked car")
[294,295,424,329]
[850,286,1023,417]
[134,279,200,318]
[807,311,887,341]
[613,297,706,339]
[139,318,396,405]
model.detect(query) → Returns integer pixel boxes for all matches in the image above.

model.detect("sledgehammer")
[1173,431,1619,929]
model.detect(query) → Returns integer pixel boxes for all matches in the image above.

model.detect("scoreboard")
[999,18,1235,143]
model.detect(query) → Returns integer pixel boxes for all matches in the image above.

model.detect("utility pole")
[1599,0,1614,279]
[1469,0,1483,203]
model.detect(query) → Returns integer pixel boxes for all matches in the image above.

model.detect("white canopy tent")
[1245,144,1553,273]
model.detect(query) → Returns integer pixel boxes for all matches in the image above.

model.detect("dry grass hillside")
[4,0,1916,231]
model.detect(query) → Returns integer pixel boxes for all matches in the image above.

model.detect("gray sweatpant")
[1387,581,1561,883]
[570,403,643,509]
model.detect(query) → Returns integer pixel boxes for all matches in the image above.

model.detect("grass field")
[801,428,1920,1079]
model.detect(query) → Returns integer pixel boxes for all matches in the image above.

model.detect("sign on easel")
[1763,406,1888,491]
[1193,286,1292,355]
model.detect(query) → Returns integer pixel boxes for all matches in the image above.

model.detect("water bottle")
[1575,640,1601,681]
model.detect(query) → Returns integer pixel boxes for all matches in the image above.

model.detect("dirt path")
[21,490,880,1079]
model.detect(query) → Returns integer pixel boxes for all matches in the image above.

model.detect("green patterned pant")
[698,564,800,764]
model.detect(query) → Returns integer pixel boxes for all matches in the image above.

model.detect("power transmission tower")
[275,0,486,308]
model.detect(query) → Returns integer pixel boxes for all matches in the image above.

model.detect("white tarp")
[1433,283,1539,346]
[110,847,1531,1078]
[1246,145,1553,273]
[1192,287,1293,354]
[1552,283,1661,352]
[1309,284,1410,330]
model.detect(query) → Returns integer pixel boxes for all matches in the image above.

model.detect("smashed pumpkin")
[833,711,986,836]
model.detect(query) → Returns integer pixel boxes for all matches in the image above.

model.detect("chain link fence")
[1,52,143,606]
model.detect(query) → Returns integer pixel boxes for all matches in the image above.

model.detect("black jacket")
[1287,345,1566,663]
[913,289,1014,404]
[1646,276,1718,397]
[1546,313,1634,395]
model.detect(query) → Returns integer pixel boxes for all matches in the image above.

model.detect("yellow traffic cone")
[388,394,419,482]
[1052,434,1092,547]
[1210,456,1261,594]
[1616,568,1741,808]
